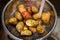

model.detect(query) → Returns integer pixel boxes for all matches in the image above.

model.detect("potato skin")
[15,12,22,20]
[37,25,44,34]
[33,13,39,19]
[23,25,28,30]
[31,6,38,13]
[16,22,24,32]
[41,12,51,24]
[26,19,38,27]
[29,27,37,33]
[18,4,26,13]
[21,30,32,36]
[9,17,17,25]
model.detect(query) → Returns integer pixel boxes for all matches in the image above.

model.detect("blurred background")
[0,0,60,40]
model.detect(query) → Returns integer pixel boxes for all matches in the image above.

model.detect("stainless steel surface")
[2,0,57,40]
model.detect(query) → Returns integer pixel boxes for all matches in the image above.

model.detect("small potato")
[15,12,22,20]
[27,7,32,14]
[29,27,37,33]
[26,19,38,27]
[41,12,51,24]
[16,22,24,32]
[22,11,32,19]
[21,30,32,35]
[18,4,26,13]
[23,25,28,30]
[9,17,17,25]
[37,25,44,34]
[31,6,38,13]
[33,13,39,19]
[18,4,25,8]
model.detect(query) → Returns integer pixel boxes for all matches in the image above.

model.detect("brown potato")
[16,22,24,32]
[26,19,38,27]
[21,30,32,35]
[18,4,26,13]
[15,12,22,20]
[23,25,28,30]
[33,13,39,19]
[9,17,17,25]
[37,25,44,34]
[18,4,25,8]
[41,12,51,24]
[29,27,37,33]
[31,6,38,13]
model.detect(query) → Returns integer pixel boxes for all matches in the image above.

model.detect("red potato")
[26,7,32,14]
[22,11,32,19]
[18,4,32,19]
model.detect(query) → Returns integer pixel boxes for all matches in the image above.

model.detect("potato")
[22,11,32,19]
[23,25,28,30]
[41,12,51,24]
[18,4,25,8]
[21,30,32,35]
[31,6,38,13]
[33,13,39,19]
[15,12,22,20]
[18,4,26,13]
[27,7,32,14]
[9,17,17,25]
[16,22,24,32]
[26,19,38,27]
[37,25,44,34]
[29,27,37,33]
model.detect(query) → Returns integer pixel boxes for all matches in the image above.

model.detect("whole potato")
[21,30,32,36]
[23,25,28,30]
[16,22,24,32]
[37,25,44,34]
[26,19,38,27]
[31,6,38,13]
[41,12,51,24]
[33,13,39,19]
[18,4,25,8]
[29,27,37,33]
[9,17,17,25]
[15,12,22,20]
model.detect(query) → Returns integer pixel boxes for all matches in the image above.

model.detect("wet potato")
[37,25,44,34]
[33,13,39,19]
[9,17,17,25]
[18,4,32,19]
[16,22,24,32]
[18,4,26,13]
[29,27,37,33]
[31,6,38,13]
[15,12,22,20]
[21,30,32,36]
[26,19,38,27]
[41,12,51,24]
[23,25,28,30]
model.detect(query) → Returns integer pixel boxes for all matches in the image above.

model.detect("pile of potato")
[9,4,51,36]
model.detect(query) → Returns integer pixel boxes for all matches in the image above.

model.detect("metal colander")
[2,0,57,40]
